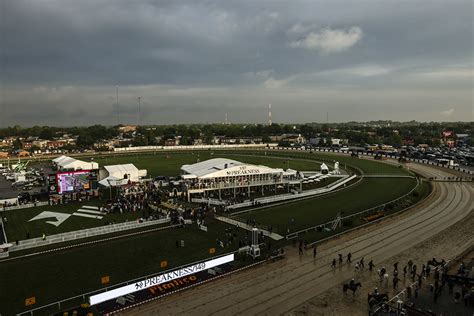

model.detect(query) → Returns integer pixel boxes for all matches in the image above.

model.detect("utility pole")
[137,96,141,126]
[268,104,272,126]
[116,86,120,125]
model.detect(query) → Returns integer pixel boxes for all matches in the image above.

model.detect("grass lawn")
[89,151,326,177]
[2,200,145,242]
[0,220,250,315]
[0,151,407,242]
[88,150,409,177]
[237,177,417,234]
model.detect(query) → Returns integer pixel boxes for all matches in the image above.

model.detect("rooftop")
[181,158,244,178]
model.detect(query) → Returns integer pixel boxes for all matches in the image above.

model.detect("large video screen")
[57,170,91,194]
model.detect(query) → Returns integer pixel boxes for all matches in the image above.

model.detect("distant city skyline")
[1,0,473,127]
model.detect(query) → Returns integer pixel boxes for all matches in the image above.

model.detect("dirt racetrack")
[119,162,473,316]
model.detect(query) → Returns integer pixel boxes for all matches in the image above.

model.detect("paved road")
[120,162,473,316]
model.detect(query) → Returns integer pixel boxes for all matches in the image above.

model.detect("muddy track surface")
[119,162,473,316]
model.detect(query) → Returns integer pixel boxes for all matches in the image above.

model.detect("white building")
[181,158,301,200]
[53,155,99,171]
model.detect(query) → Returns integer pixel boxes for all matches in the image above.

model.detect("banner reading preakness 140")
[89,254,234,305]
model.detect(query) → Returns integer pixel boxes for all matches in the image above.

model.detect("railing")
[0,201,49,212]
[187,179,292,191]
[0,215,7,244]
[286,176,421,239]
[14,251,241,316]
[113,143,277,152]
[9,217,171,252]
[191,198,227,205]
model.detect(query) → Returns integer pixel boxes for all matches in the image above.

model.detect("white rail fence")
[267,147,473,175]
[1,201,49,212]
[8,217,171,252]
[285,176,421,239]
[191,198,227,206]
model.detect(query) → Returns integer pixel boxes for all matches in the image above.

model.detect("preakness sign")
[89,254,234,305]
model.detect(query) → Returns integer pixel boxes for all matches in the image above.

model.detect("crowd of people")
[293,242,474,313]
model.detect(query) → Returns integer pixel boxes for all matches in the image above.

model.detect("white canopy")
[98,176,129,187]
[99,164,147,187]
[181,158,243,178]
[181,158,281,179]
[54,155,99,171]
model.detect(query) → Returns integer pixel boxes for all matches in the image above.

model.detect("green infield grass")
[89,150,409,177]
[90,151,327,177]
[237,177,418,234]
[2,201,146,242]
[0,220,250,315]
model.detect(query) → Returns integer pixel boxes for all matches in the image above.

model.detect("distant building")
[280,133,306,144]
[119,125,138,133]
[32,140,48,149]
[331,138,348,146]
[14,150,30,157]
[21,142,33,150]
[309,138,322,145]
[441,131,456,148]
[442,131,454,138]
[164,138,180,146]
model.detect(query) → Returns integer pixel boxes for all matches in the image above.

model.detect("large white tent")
[98,164,147,187]
[53,155,99,171]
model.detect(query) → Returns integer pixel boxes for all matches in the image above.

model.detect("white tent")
[52,155,68,164]
[320,163,329,175]
[99,164,147,187]
[54,156,99,171]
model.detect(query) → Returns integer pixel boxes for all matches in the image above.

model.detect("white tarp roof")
[52,155,68,164]
[320,163,329,170]
[181,158,281,179]
[104,164,138,176]
[54,156,98,170]
[102,164,147,183]
[181,158,243,177]
[99,176,128,187]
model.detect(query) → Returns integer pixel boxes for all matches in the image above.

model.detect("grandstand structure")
[181,158,302,200]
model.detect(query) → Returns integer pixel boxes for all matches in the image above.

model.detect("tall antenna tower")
[116,85,120,125]
[268,103,272,126]
[137,96,141,126]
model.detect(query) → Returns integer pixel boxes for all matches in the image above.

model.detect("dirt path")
[119,162,473,316]
[286,208,474,316]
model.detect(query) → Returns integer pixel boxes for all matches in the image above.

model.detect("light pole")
[137,96,141,126]
[116,85,119,125]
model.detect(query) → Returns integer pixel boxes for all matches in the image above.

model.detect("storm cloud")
[1,0,472,126]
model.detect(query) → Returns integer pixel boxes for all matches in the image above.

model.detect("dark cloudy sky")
[1,0,473,127]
